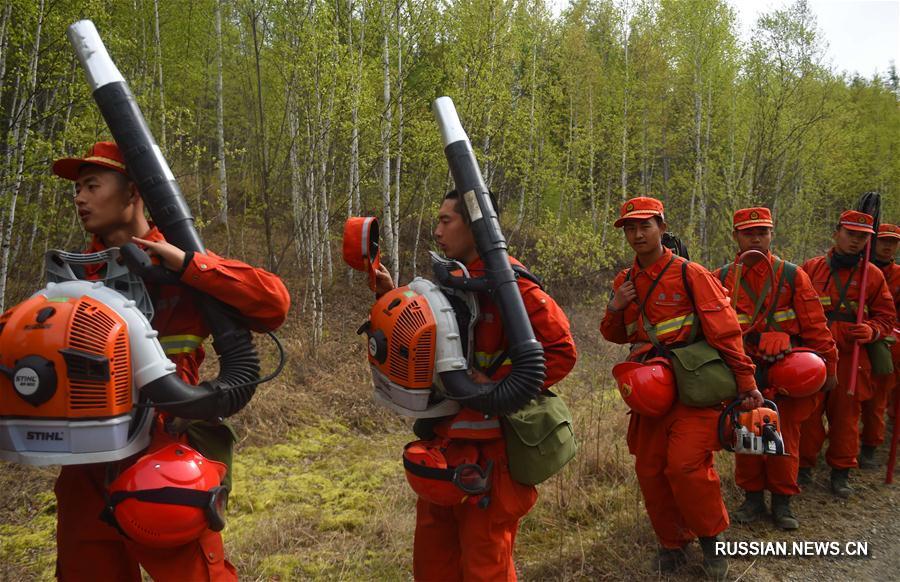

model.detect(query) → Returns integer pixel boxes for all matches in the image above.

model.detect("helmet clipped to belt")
[104,443,228,548]
[403,439,493,507]
[612,357,677,417]
[766,348,827,398]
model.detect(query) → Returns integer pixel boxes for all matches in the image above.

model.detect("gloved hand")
[845,323,875,344]
[756,331,792,362]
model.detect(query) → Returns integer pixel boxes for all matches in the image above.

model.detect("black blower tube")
[67,20,260,420]
[432,97,546,415]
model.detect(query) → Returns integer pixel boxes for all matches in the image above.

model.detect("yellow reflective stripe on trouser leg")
[159,334,205,355]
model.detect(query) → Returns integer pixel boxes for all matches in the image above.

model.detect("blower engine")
[0,21,276,466]
[0,250,168,465]
[346,97,546,418]
[719,398,786,456]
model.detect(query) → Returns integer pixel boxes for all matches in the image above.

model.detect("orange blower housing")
[0,284,157,466]
[360,278,470,418]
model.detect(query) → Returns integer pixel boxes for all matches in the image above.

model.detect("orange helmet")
[612,358,677,417]
[104,443,228,548]
[767,348,826,398]
[403,439,492,506]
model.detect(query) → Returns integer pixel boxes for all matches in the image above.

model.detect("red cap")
[615,197,665,227]
[877,223,900,240]
[733,207,774,230]
[838,210,876,234]
[52,141,128,181]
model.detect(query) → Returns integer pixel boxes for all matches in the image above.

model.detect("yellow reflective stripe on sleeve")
[474,351,512,369]
[158,334,205,356]
[771,308,796,323]
[819,296,832,307]
[652,313,696,337]
[738,308,795,326]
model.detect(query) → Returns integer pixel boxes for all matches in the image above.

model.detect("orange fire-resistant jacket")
[800,251,894,358]
[713,252,838,377]
[84,226,291,382]
[601,247,757,393]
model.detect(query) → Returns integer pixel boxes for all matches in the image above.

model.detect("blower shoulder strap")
[512,265,543,289]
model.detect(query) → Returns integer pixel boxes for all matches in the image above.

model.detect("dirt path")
[729,460,900,582]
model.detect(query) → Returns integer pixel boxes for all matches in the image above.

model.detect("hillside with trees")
[1,0,898,579]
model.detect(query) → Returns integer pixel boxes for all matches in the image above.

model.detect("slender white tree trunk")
[153,0,167,149]
[0,0,43,311]
[391,0,402,282]
[215,0,229,234]
[380,0,393,276]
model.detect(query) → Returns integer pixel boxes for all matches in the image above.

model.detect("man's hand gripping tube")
[432,97,546,415]
[67,21,261,420]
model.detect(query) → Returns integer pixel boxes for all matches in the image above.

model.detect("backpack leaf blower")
[0,21,274,466]
[65,20,262,420]
[347,97,546,418]
[718,397,786,456]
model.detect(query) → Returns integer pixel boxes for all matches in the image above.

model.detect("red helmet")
[105,443,228,548]
[612,357,676,417]
[403,439,492,506]
[767,348,826,398]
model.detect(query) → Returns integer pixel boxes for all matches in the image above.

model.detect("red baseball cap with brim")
[733,207,774,230]
[614,197,665,227]
[838,210,875,234]
[52,141,128,181]
[877,223,900,240]
[343,217,381,291]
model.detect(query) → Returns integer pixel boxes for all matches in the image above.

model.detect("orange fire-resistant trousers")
[861,369,897,447]
[735,394,819,495]
[627,403,729,549]
[799,356,872,470]
[413,439,537,582]
[54,426,237,582]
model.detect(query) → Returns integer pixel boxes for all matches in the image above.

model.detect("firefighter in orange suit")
[797,211,895,497]
[51,142,291,581]
[859,223,900,468]
[375,190,577,582]
[712,207,837,530]
[600,197,763,580]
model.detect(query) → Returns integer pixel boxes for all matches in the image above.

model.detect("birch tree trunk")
[380,0,393,277]
[391,0,402,282]
[0,0,43,311]
[215,0,229,234]
[249,5,275,271]
[620,14,629,203]
[515,42,538,235]
[346,0,363,283]
[153,0,167,149]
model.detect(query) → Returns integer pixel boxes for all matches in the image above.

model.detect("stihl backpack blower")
[344,97,546,419]
[0,21,278,467]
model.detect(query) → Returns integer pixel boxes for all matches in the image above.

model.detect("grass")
[2,284,899,581]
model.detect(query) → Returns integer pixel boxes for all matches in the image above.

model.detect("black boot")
[699,534,729,581]
[830,468,853,498]
[798,466,812,486]
[653,545,688,573]
[771,494,799,530]
[858,445,879,470]
[731,490,766,524]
